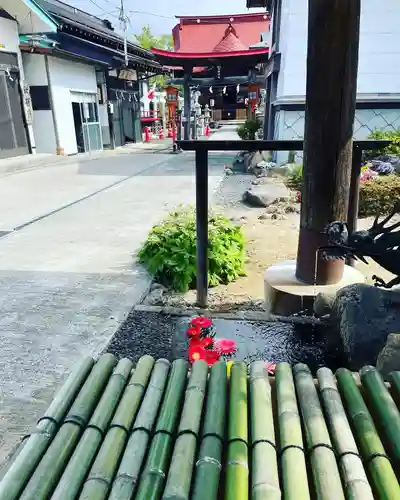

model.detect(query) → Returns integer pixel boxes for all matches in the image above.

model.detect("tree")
[134,25,173,90]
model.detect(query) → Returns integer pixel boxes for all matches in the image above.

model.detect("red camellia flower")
[191,316,212,329]
[188,343,207,363]
[265,361,276,375]
[214,338,237,356]
[186,326,201,339]
[201,336,214,349]
[204,350,221,366]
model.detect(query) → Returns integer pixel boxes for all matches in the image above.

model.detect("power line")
[128,10,175,20]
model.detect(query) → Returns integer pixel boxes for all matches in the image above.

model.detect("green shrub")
[359,175,400,217]
[237,118,262,140]
[284,164,303,190]
[138,207,246,292]
[364,129,400,160]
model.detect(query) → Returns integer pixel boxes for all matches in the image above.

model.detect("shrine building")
[152,13,269,129]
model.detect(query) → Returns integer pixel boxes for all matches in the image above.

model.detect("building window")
[29,85,51,111]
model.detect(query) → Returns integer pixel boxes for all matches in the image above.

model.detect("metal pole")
[346,145,362,266]
[195,148,209,308]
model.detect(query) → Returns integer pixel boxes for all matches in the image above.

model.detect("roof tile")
[1,355,400,500]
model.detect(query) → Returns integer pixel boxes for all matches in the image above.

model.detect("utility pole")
[118,0,129,67]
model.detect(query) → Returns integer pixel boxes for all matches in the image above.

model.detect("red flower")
[188,343,207,363]
[204,350,221,366]
[201,336,214,349]
[265,361,276,375]
[191,317,212,329]
[186,326,201,339]
[214,338,237,356]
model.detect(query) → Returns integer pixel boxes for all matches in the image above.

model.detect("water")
[173,317,346,375]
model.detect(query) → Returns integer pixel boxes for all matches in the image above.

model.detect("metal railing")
[177,139,391,308]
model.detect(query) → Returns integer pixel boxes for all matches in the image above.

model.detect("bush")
[284,164,303,190]
[138,207,246,292]
[237,118,262,140]
[364,129,400,160]
[359,175,400,217]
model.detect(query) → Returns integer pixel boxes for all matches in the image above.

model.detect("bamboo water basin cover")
[1,354,400,500]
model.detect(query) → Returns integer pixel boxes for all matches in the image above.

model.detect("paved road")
[0,148,223,468]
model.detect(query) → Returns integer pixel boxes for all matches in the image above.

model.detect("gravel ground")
[105,309,346,373]
[105,310,176,362]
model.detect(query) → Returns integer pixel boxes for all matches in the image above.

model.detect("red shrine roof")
[172,12,269,53]
[212,24,248,53]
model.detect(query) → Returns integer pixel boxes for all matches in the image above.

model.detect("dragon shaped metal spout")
[321,202,400,289]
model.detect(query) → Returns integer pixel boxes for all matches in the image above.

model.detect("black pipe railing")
[177,139,391,307]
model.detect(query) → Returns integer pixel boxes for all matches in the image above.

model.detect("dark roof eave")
[55,14,155,60]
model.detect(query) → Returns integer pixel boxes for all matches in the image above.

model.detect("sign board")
[118,69,137,81]
[22,84,33,125]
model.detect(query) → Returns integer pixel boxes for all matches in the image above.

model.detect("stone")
[314,292,335,317]
[376,333,400,379]
[330,283,400,369]
[150,282,166,291]
[144,288,165,305]
[258,213,272,220]
[243,183,290,208]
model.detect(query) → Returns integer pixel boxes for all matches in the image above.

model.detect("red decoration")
[191,316,212,329]
[214,338,237,356]
[186,326,201,339]
[186,317,237,366]
[265,361,276,375]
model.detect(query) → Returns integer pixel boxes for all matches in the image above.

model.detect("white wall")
[49,57,98,155]
[276,0,400,100]
[22,53,56,154]
[0,16,26,77]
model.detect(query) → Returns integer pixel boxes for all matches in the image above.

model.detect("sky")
[66,0,265,37]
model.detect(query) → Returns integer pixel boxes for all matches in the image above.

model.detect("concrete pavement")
[0,149,223,468]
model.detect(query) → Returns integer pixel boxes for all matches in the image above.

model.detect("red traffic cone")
[159,128,164,140]
[144,126,151,142]
[167,127,173,138]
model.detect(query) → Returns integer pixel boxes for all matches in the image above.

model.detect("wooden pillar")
[295,0,361,285]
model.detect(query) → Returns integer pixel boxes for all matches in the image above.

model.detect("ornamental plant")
[359,175,400,216]
[138,206,246,292]
[187,316,237,366]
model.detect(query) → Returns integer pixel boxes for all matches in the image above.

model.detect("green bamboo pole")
[225,361,248,500]
[388,371,400,409]
[336,368,400,500]
[294,364,344,500]
[162,360,209,500]
[51,358,133,500]
[275,363,310,500]
[19,354,117,500]
[249,361,280,500]
[0,357,94,500]
[360,366,400,476]
[317,367,373,500]
[78,355,155,500]
[108,359,171,499]
[192,361,227,500]
[135,359,188,500]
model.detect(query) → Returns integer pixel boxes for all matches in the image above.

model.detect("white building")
[0,0,57,158]
[262,0,400,160]
[22,52,103,155]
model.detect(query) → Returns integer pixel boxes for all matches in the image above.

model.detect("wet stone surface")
[106,310,347,374]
